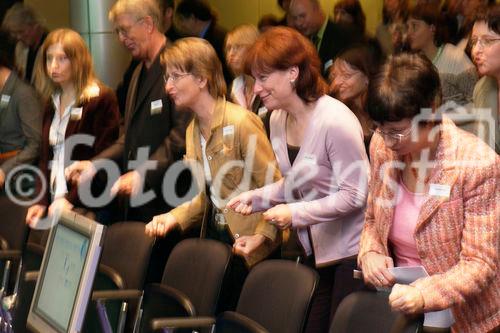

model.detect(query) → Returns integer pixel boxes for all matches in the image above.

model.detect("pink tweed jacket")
[359,118,500,333]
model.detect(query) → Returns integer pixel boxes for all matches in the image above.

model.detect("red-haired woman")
[227,27,369,332]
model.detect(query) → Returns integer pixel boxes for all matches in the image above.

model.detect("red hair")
[244,26,327,103]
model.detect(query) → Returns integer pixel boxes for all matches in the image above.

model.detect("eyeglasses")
[163,72,192,85]
[470,37,500,49]
[374,127,412,143]
[114,18,144,38]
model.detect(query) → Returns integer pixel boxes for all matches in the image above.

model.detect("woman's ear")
[142,15,155,34]
[288,66,299,82]
[197,76,208,90]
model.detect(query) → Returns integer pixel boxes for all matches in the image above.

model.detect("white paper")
[388,266,455,328]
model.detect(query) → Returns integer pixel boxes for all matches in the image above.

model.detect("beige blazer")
[170,98,282,266]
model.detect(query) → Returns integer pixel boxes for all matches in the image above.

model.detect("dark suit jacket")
[95,48,191,221]
[204,22,232,85]
[37,85,120,207]
[318,20,361,75]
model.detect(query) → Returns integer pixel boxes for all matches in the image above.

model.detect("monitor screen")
[27,210,105,333]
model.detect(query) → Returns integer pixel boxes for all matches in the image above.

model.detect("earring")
[290,79,296,88]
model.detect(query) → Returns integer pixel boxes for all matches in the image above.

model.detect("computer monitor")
[27,210,105,333]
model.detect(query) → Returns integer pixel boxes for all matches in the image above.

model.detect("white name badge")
[303,154,317,165]
[429,183,451,198]
[70,107,83,121]
[150,99,163,115]
[223,125,234,136]
[0,94,11,108]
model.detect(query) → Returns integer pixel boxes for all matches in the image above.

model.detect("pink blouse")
[389,180,427,267]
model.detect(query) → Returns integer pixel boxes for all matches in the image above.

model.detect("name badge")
[303,154,317,165]
[0,94,11,108]
[257,106,268,117]
[70,107,83,121]
[223,125,234,136]
[151,99,163,115]
[429,183,451,198]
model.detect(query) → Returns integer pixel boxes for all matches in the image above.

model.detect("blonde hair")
[225,24,260,52]
[33,29,100,105]
[109,0,162,30]
[161,37,227,98]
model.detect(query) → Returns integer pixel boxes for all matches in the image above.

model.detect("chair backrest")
[99,221,155,289]
[329,291,424,333]
[0,195,29,251]
[161,238,232,316]
[236,259,318,333]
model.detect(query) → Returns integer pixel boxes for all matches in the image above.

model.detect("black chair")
[151,259,319,333]
[0,196,29,294]
[329,290,424,333]
[83,221,155,333]
[141,238,232,333]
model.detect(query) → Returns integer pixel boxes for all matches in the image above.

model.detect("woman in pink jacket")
[359,52,499,333]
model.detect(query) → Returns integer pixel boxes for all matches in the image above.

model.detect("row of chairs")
[0,195,423,333]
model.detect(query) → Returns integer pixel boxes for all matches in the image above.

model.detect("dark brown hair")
[244,26,327,103]
[368,52,441,123]
[409,3,447,46]
[474,4,500,35]
[334,0,366,34]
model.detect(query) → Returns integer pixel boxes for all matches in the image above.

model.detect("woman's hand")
[65,160,96,185]
[145,213,178,237]
[359,251,396,288]
[389,284,425,314]
[226,191,254,215]
[26,204,47,227]
[111,170,142,196]
[263,204,292,230]
[233,234,267,258]
[48,197,74,217]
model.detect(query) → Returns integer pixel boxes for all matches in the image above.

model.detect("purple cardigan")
[252,95,369,266]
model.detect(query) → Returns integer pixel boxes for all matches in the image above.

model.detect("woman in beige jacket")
[145,37,281,311]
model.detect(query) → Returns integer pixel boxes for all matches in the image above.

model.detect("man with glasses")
[1,3,47,83]
[66,0,191,283]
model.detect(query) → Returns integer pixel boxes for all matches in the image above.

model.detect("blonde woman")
[145,37,281,311]
[26,29,119,226]
[225,24,261,114]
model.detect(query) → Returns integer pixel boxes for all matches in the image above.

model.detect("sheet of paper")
[387,266,455,328]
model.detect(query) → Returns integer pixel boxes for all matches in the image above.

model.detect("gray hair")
[109,0,162,30]
[2,3,44,31]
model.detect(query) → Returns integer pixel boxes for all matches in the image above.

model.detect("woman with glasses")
[227,27,369,332]
[406,3,478,107]
[471,5,500,153]
[358,52,499,333]
[25,29,120,226]
[145,37,281,311]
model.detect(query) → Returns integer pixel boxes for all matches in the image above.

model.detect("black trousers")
[303,256,364,333]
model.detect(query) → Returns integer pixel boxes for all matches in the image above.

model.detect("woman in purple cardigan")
[227,27,369,333]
